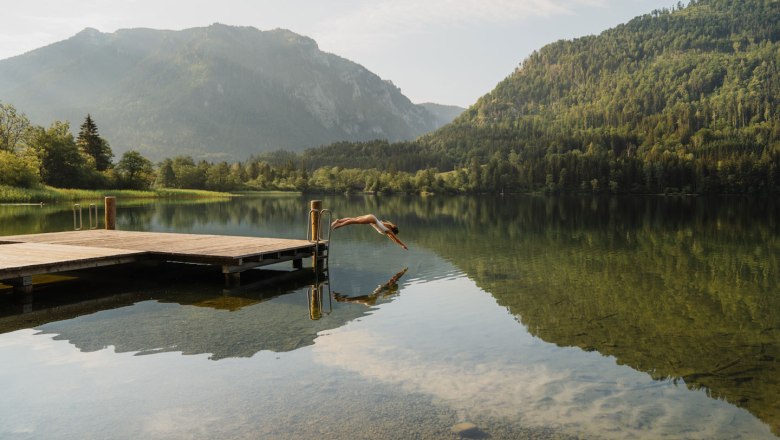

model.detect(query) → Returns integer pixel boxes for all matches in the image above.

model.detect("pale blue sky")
[0,0,677,107]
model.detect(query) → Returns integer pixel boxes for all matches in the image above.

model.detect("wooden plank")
[0,242,143,280]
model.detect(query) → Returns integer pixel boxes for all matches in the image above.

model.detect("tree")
[0,150,39,187]
[76,114,113,171]
[0,102,31,153]
[156,159,176,188]
[171,156,206,189]
[32,121,91,188]
[206,162,232,191]
[116,150,154,189]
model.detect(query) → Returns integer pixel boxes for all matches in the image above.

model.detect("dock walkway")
[0,230,326,293]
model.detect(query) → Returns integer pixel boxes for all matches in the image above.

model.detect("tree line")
[0,104,154,190]
[2,100,779,196]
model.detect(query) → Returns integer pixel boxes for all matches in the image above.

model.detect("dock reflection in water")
[1,265,405,360]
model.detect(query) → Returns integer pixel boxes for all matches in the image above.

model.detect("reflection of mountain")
[412,195,780,435]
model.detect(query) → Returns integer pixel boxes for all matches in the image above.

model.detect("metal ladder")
[73,203,99,230]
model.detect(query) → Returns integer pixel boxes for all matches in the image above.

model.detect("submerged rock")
[451,422,488,438]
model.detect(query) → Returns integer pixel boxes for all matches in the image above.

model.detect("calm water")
[0,195,778,439]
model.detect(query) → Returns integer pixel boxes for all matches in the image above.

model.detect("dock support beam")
[8,276,33,295]
[224,271,240,288]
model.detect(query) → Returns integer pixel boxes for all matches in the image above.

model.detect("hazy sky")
[0,0,675,107]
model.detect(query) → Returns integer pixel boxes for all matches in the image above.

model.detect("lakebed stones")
[451,422,487,438]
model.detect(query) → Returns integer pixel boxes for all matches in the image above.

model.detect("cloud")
[313,325,777,438]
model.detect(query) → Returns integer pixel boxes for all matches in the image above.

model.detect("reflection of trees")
[143,196,308,231]
[0,204,75,235]
[410,195,780,435]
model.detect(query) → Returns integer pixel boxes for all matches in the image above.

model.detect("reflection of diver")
[333,268,408,307]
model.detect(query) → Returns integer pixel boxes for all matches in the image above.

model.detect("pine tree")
[77,114,113,171]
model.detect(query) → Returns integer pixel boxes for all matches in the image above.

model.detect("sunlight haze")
[1,0,675,106]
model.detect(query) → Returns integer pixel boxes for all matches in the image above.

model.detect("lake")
[0,194,778,439]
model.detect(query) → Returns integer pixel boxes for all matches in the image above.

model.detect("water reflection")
[333,268,408,307]
[1,194,779,438]
[314,273,775,439]
[405,195,780,436]
[13,271,392,360]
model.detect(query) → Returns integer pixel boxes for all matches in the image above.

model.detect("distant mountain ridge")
[418,103,465,127]
[0,24,453,160]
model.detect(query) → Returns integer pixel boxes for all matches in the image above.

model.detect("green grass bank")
[0,186,234,204]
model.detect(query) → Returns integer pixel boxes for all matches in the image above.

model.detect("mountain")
[413,0,780,193]
[418,103,465,127]
[0,24,445,161]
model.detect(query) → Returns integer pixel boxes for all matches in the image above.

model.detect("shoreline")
[0,186,236,204]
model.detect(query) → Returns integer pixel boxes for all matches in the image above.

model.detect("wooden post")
[309,285,322,320]
[310,200,322,241]
[104,196,116,230]
[310,200,322,269]
[224,271,240,287]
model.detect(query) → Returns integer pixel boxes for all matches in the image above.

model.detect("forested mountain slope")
[415,0,780,194]
[0,25,442,160]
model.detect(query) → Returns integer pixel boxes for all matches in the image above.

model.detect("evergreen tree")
[77,114,113,171]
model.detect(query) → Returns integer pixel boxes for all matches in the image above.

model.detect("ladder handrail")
[319,209,332,242]
[72,204,83,231]
[88,203,99,229]
[306,208,332,243]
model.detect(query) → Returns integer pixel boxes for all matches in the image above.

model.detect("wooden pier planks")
[0,230,319,265]
[0,242,143,280]
[0,230,325,288]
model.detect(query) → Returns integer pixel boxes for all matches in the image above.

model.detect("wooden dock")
[0,230,327,293]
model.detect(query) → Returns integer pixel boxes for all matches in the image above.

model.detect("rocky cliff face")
[0,24,440,160]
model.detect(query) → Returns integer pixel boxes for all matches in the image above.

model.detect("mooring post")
[310,200,322,269]
[104,196,116,230]
[310,200,322,241]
